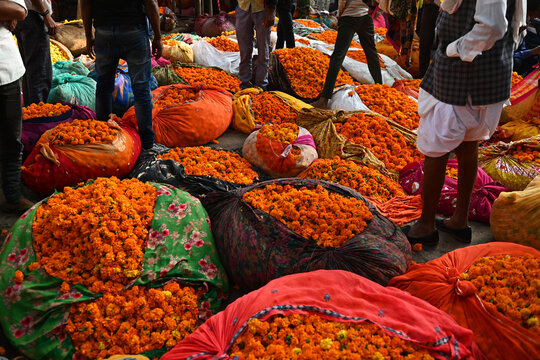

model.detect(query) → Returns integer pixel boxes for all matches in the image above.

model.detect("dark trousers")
[14,11,52,105]
[321,15,382,99]
[417,3,439,77]
[276,0,295,49]
[0,79,24,204]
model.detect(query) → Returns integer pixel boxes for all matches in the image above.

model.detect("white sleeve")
[445,0,508,62]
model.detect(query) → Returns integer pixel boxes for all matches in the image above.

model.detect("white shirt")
[339,0,369,18]
[445,0,527,62]
[0,0,27,86]
[24,0,52,14]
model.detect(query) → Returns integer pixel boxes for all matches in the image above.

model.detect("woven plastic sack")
[192,40,239,75]
[327,84,371,111]
[242,125,318,178]
[52,60,90,76]
[21,119,140,195]
[152,64,188,86]
[500,68,540,124]
[490,176,540,249]
[194,13,235,38]
[400,159,510,223]
[22,103,96,157]
[162,269,480,360]
[202,178,411,290]
[478,136,540,191]
[388,243,540,360]
[0,181,228,360]
[162,41,194,63]
[52,20,88,57]
[48,72,97,110]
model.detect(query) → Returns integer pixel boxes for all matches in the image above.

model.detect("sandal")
[401,225,439,246]
[435,217,472,243]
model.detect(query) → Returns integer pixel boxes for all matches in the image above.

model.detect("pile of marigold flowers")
[508,144,540,164]
[259,123,299,144]
[512,72,523,87]
[296,38,310,45]
[461,254,540,334]
[375,27,388,36]
[309,31,362,49]
[242,183,373,247]
[230,313,435,359]
[155,87,200,108]
[301,157,406,202]
[50,42,70,64]
[23,102,70,120]
[335,113,423,171]
[446,166,458,180]
[205,36,239,52]
[274,47,355,99]
[250,92,298,125]
[295,19,321,28]
[157,147,259,184]
[163,33,181,41]
[50,119,118,146]
[347,50,385,68]
[355,84,420,129]
[400,78,423,92]
[174,66,241,93]
[163,38,181,47]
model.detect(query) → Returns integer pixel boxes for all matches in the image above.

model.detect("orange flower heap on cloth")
[31,177,157,293]
[23,102,71,120]
[347,50,385,68]
[509,144,540,164]
[242,183,373,247]
[258,122,299,145]
[163,38,181,47]
[355,84,420,130]
[309,30,362,49]
[335,112,422,171]
[158,147,259,184]
[205,36,240,52]
[230,313,435,359]
[461,254,540,335]
[299,157,406,202]
[155,86,200,108]
[174,65,241,93]
[49,119,119,146]
[400,78,423,92]
[273,47,355,99]
[66,282,201,359]
[250,92,298,125]
[294,19,322,28]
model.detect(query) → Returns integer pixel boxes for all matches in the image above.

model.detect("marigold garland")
[461,254,540,335]
[250,92,298,125]
[230,313,435,359]
[355,84,420,129]
[301,157,406,202]
[274,47,355,99]
[205,36,240,52]
[31,177,157,294]
[242,184,373,247]
[347,50,385,68]
[334,113,423,171]
[309,30,362,49]
[157,147,259,184]
[155,87,200,108]
[49,119,119,146]
[295,19,321,28]
[174,66,241,93]
[23,102,71,120]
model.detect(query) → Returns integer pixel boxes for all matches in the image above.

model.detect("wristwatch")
[39,9,50,17]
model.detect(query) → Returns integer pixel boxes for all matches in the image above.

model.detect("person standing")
[14,0,56,105]
[312,0,382,108]
[81,0,163,155]
[417,0,440,77]
[403,0,540,244]
[275,0,296,49]
[236,0,277,90]
[1,0,34,214]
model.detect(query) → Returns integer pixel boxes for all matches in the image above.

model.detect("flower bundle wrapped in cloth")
[242,123,318,178]
[161,270,481,360]
[0,177,228,360]
[122,84,233,148]
[21,117,139,196]
[388,242,540,360]
[202,178,410,290]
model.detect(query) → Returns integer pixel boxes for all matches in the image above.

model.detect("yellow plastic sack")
[490,176,540,249]
[162,41,194,63]
[500,118,540,141]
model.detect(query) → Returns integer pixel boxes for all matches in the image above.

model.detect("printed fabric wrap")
[500,68,540,124]
[152,65,189,87]
[399,159,510,223]
[122,84,233,148]
[292,19,326,36]
[242,126,318,178]
[388,243,540,360]
[490,176,540,249]
[21,103,96,158]
[0,182,228,360]
[202,178,411,290]
[478,135,540,191]
[21,119,141,196]
[161,270,480,360]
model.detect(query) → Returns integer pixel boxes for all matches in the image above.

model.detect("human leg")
[355,15,382,84]
[236,7,255,85]
[254,10,273,89]
[94,26,120,121]
[277,0,295,48]
[418,3,438,77]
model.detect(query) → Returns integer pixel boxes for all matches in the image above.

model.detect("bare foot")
[407,221,436,238]
[311,97,329,109]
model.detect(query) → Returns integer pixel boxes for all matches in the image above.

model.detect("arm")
[80,0,94,57]
[263,0,277,27]
[143,0,162,59]
[0,1,27,21]
[445,0,508,62]
[29,0,57,35]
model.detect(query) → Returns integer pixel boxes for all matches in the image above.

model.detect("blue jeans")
[94,23,155,149]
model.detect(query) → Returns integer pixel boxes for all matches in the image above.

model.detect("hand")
[44,14,57,36]
[531,46,540,56]
[2,20,17,32]
[152,36,163,59]
[86,36,95,58]
[263,8,275,28]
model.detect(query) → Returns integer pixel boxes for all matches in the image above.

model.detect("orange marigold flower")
[28,262,40,271]
[14,270,24,285]
[174,66,241,93]
[375,27,388,36]
[509,145,540,164]
[259,123,299,144]
[412,243,423,252]
[163,38,181,47]
[512,72,523,87]
[400,78,423,92]
[296,38,310,45]
[60,281,70,294]
[50,119,119,146]
[155,87,200,109]
[295,19,321,28]
[23,102,71,120]
[446,166,459,180]
[158,147,259,184]
[242,183,374,248]
[250,92,298,125]
[205,36,239,52]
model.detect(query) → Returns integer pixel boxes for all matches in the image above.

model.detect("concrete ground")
[0,129,494,358]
